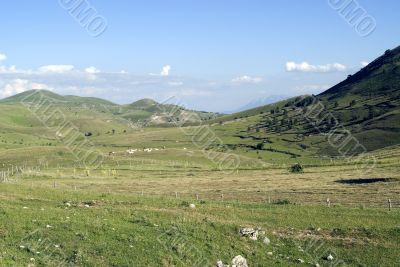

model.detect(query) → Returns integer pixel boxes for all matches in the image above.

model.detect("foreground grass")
[0,184,399,266]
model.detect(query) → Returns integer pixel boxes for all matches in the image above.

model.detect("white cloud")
[38,65,74,73]
[0,79,52,98]
[286,62,347,72]
[360,61,369,67]
[161,65,171,76]
[0,53,6,62]
[232,75,263,84]
[85,66,100,74]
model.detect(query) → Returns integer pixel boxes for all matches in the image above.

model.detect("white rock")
[240,227,259,240]
[267,252,273,256]
[232,255,248,267]
[297,258,305,263]
[189,204,196,209]
[84,204,90,208]
[216,260,226,267]
[315,264,320,267]
[327,254,334,261]
[263,237,271,245]
[65,202,71,207]
[46,225,52,228]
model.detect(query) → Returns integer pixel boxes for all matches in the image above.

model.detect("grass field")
[1,84,400,266]
[1,123,399,266]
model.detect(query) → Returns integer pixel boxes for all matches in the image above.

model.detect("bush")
[289,163,303,173]
[273,199,291,205]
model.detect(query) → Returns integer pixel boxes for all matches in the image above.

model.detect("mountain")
[232,95,289,113]
[208,45,400,156]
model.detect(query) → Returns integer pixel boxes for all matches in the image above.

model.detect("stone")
[240,227,259,240]
[297,258,305,263]
[216,260,226,267]
[232,255,248,267]
[263,237,271,245]
[327,254,334,261]
[267,252,273,256]
[189,203,196,209]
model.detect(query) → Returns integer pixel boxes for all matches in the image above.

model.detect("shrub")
[273,199,291,205]
[289,163,303,173]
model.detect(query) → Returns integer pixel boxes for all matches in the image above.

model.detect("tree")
[334,101,339,108]
[256,143,264,150]
[368,106,374,120]
[289,163,303,173]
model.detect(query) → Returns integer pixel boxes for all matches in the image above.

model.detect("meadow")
[0,123,399,266]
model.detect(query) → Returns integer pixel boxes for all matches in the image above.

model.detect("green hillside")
[206,46,400,156]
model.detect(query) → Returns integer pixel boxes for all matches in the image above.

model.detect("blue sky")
[0,0,399,111]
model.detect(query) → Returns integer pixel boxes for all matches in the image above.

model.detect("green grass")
[0,183,399,266]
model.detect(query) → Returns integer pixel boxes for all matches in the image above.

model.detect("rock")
[297,258,305,263]
[189,203,196,209]
[232,255,248,267]
[216,260,228,267]
[65,202,71,207]
[267,252,273,256]
[263,237,271,245]
[315,264,320,267]
[327,254,334,261]
[240,227,259,240]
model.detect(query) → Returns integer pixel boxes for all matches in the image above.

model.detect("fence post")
[326,198,331,207]
[196,193,199,201]
[175,192,178,199]
[221,193,224,201]
[388,199,392,211]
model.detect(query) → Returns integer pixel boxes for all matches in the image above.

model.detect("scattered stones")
[189,203,196,209]
[297,258,305,263]
[315,264,321,267]
[263,237,271,245]
[267,252,273,256]
[239,227,259,240]
[216,260,227,267]
[232,255,248,267]
[84,204,90,208]
[65,202,71,207]
[327,254,334,261]
[46,225,52,228]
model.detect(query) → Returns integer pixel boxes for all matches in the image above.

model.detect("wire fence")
[18,180,400,210]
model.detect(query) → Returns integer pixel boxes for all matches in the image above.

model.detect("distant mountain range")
[0,90,221,126]
[230,95,289,113]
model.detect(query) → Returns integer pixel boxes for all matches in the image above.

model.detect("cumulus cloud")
[232,75,263,84]
[85,66,100,74]
[0,53,6,62]
[161,65,171,76]
[0,79,52,98]
[286,62,347,72]
[38,65,75,73]
[360,61,369,67]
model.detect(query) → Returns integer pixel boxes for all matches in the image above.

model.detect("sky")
[0,0,399,112]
